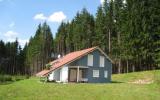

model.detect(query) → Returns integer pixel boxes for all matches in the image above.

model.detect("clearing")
[0,70,160,100]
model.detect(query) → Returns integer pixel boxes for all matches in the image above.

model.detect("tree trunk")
[108,29,111,55]
[117,31,121,74]
[118,59,121,74]
[126,60,129,73]
[132,63,135,72]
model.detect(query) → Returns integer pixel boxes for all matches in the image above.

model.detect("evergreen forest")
[0,0,159,75]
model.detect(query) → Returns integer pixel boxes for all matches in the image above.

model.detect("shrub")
[13,76,22,81]
[25,75,30,79]
[12,75,30,81]
[0,75,4,82]
[40,77,48,82]
[4,75,12,81]
[0,75,29,83]
[45,63,52,70]
[0,75,12,82]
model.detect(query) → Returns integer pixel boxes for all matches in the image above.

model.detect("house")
[36,46,112,83]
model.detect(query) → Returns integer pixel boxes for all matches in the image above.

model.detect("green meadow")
[0,70,160,100]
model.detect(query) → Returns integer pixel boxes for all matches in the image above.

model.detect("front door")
[69,69,77,82]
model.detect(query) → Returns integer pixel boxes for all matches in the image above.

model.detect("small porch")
[68,66,88,83]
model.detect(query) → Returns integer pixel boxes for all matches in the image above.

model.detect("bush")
[40,77,48,82]
[12,75,30,81]
[0,75,12,82]
[0,75,29,83]
[45,63,52,70]
[13,76,22,81]
[0,75,4,82]
[4,75,12,81]
[24,75,30,79]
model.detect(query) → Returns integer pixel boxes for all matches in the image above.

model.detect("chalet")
[36,47,112,83]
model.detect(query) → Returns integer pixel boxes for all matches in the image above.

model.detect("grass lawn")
[0,70,160,100]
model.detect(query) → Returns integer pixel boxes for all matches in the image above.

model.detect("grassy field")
[0,70,160,100]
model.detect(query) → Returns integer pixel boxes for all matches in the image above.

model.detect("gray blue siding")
[69,49,112,83]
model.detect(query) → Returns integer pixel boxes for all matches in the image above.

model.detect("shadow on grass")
[111,81,124,84]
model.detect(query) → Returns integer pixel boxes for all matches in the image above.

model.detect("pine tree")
[25,22,54,75]
[95,5,106,50]
[0,40,6,74]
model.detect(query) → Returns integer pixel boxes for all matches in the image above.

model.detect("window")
[104,71,108,78]
[100,56,104,67]
[88,54,93,66]
[93,70,99,77]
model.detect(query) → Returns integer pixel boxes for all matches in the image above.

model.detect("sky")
[0,0,104,47]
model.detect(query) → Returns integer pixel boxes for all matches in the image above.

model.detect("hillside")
[0,70,160,100]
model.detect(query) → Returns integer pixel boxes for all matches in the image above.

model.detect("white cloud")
[123,0,126,4]
[5,38,16,42]
[4,31,18,38]
[100,0,105,4]
[9,22,15,28]
[5,38,28,48]
[100,0,112,4]
[18,39,29,47]
[34,11,67,23]
[4,31,19,44]
[48,11,66,23]
[34,13,47,20]
[3,31,28,48]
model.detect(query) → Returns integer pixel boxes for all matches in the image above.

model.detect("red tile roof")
[36,69,49,77]
[36,46,112,77]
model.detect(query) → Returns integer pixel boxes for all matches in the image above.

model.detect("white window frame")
[104,71,108,78]
[100,56,105,67]
[88,54,93,66]
[93,70,99,78]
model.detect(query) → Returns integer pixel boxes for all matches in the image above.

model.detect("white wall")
[60,65,68,82]
[48,69,60,81]
[48,65,68,82]
[48,71,54,81]
[54,69,60,81]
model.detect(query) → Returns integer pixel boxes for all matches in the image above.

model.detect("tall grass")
[0,75,12,82]
[154,70,160,84]
[0,75,29,83]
